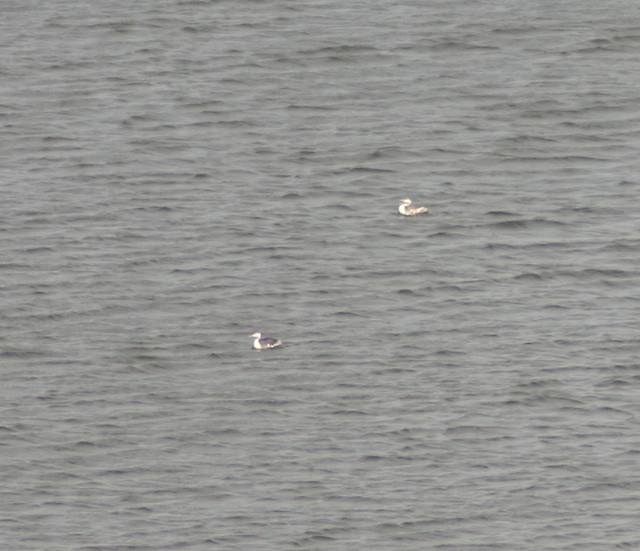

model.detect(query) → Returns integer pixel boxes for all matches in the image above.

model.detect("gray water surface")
[2,1,640,549]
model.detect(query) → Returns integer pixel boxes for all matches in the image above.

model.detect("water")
[2,1,640,549]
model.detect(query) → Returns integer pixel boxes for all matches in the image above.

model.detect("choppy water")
[2,1,640,549]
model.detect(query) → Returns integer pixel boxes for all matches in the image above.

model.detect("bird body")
[251,332,282,350]
[398,197,428,216]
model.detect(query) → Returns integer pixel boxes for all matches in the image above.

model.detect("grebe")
[251,332,282,350]
[398,197,428,216]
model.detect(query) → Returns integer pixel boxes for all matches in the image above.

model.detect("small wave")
[428,231,468,239]
[333,310,367,317]
[483,242,518,250]
[596,377,634,389]
[280,191,305,200]
[491,25,537,35]
[298,44,381,60]
[433,349,466,357]
[487,219,528,229]
[429,40,499,52]
[0,348,51,359]
[346,166,395,174]
[285,103,335,111]
[487,217,567,230]
[486,210,519,217]
[21,246,56,254]
[560,268,635,281]
[514,272,545,281]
